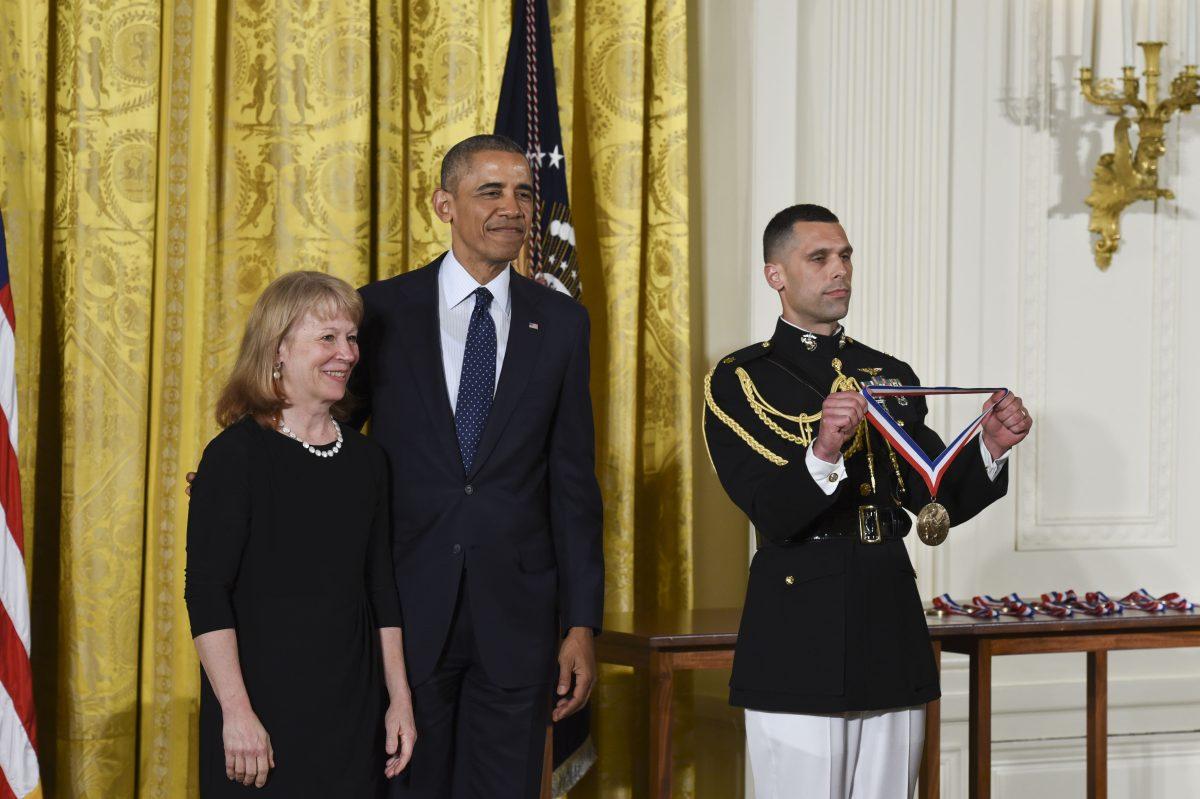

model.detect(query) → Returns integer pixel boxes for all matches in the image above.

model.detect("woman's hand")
[223,704,275,787]
[384,693,417,778]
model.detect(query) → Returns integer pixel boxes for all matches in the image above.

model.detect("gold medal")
[916,501,950,546]
[861,384,1008,547]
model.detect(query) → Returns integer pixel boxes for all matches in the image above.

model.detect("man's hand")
[185,471,196,497]
[383,692,417,778]
[812,391,867,463]
[552,627,595,722]
[222,703,274,787]
[981,390,1032,459]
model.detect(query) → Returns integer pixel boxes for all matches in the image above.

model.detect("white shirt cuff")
[806,446,847,496]
[980,435,1010,481]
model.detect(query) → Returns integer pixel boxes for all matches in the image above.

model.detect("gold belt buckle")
[858,505,883,544]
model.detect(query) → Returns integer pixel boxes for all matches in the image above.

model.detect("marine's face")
[433,150,533,268]
[765,221,854,331]
[277,309,359,408]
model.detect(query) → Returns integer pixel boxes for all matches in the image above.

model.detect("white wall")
[696,1,1200,796]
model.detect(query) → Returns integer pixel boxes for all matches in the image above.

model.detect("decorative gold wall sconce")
[1078,0,1199,269]
[1079,45,1198,269]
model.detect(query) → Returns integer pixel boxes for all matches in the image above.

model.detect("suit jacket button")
[464,484,474,495]
[452,544,462,555]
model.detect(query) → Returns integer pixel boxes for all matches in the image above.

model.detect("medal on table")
[860,385,1008,546]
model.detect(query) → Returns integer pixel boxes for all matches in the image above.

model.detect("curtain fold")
[0,0,690,794]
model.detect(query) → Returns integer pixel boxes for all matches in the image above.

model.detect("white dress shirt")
[439,249,513,413]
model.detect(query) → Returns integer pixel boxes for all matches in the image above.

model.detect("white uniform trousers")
[745,706,925,799]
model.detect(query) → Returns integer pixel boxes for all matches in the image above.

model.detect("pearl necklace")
[277,417,343,459]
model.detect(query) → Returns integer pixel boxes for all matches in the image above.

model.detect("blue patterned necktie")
[454,287,496,473]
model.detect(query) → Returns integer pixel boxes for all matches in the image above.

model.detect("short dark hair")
[440,134,526,192]
[763,204,840,262]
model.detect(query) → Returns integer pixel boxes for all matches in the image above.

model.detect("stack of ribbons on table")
[930,589,1196,620]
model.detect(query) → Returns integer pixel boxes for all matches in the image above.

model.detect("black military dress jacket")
[704,319,1008,713]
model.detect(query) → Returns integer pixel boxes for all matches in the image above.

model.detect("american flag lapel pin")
[529,322,539,331]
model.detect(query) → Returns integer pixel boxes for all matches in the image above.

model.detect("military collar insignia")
[771,318,853,361]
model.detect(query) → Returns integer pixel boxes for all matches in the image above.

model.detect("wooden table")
[597,606,1200,799]
[922,607,1200,799]
[596,609,741,798]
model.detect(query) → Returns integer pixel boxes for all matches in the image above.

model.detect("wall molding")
[991,732,1200,797]
[1015,0,1181,550]
[817,0,956,594]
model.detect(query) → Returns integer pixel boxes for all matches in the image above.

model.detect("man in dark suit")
[704,204,1031,798]
[349,134,604,798]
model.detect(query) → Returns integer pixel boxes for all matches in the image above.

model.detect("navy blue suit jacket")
[349,255,604,689]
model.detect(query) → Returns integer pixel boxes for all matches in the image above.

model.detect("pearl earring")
[272,362,282,380]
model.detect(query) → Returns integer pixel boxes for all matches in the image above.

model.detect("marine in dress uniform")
[705,204,1032,798]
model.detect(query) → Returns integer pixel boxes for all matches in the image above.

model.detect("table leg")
[1087,650,1108,799]
[649,651,674,799]
[539,722,553,799]
[968,639,993,799]
[919,640,942,799]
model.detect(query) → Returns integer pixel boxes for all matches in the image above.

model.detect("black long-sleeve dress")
[185,416,402,798]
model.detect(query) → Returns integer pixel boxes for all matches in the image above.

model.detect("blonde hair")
[215,271,364,428]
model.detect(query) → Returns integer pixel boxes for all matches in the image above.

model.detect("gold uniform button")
[827,473,839,484]
[785,575,795,586]
[722,356,734,364]
[761,341,771,348]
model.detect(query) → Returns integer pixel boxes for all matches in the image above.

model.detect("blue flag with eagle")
[495,0,594,793]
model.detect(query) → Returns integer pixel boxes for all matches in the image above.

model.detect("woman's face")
[276,309,359,410]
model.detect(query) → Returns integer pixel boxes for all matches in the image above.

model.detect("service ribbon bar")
[861,386,1008,498]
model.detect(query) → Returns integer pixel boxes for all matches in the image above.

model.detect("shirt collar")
[771,316,851,362]
[779,316,843,338]
[440,249,512,315]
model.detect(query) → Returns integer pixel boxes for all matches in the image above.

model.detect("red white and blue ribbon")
[933,594,999,619]
[1060,589,1114,616]
[933,589,1194,622]
[1112,588,1194,613]
[1031,595,1074,618]
[1157,592,1196,611]
[861,386,1008,497]
[975,593,1035,618]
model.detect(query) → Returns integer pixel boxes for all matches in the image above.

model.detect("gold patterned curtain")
[0,0,689,794]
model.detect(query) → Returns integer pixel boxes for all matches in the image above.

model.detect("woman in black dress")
[185,271,416,796]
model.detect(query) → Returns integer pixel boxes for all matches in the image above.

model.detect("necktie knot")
[473,287,493,310]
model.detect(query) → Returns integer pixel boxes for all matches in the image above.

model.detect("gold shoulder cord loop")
[704,369,790,466]
[830,358,867,459]
[704,358,889,470]
[735,367,821,448]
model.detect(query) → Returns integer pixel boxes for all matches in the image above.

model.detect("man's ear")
[764,262,786,292]
[432,187,454,224]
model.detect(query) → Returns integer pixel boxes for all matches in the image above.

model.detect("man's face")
[433,150,533,268]
[765,221,854,329]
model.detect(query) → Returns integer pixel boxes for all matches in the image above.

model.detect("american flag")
[495,0,581,300]
[0,211,40,798]
[495,2,593,793]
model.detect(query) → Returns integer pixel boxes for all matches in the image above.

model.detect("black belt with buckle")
[804,505,909,545]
